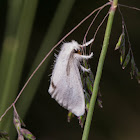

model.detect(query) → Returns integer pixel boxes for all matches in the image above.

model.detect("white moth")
[48,39,93,116]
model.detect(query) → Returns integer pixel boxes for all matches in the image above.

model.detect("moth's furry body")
[48,40,93,116]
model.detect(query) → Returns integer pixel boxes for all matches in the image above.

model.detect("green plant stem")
[82,0,118,140]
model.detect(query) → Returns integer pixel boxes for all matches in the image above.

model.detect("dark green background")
[0,0,140,140]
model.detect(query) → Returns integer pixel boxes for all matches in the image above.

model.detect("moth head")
[74,49,82,55]
[61,40,80,53]
[61,39,93,55]
[72,39,94,55]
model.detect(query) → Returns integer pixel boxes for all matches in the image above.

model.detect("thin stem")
[118,4,140,11]
[83,2,110,47]
[89,11,109,53]
[82,0,118,140]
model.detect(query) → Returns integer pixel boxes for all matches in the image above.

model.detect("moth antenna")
[80,38,94,47]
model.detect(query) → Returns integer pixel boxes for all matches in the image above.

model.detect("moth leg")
[74,52,93,60]
[80,65,90,73]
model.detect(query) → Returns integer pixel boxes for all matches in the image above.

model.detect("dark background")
[0,0,140,140]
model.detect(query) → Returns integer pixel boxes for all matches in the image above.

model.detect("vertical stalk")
[82,0,118,140]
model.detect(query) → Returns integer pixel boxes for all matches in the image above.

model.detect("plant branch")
[82,0,118,140]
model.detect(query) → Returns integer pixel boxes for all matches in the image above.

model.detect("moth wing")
[48,66,85,116]
[50,62,85,117]
[68,64,85,116]
[48,53,69,95]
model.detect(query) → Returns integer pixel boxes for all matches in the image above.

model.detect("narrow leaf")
[67,112,74,122]
[120,55,123,65]
[120,35,125,64]
[78,115,86,128]
[86,76,93,94]
[86,103,90,111]
[121,43,125,63]
[84,91,90,104]
[84,91,91,111]
[131,56,136,75]
[115,33,125,50]
[122,49,130,69]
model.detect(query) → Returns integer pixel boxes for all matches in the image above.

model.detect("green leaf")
[84,91,90,104]
[86,103,90,110]
[84,91,90,111]
[67,112,74,122]
[120,55,123,65]
[115,32,125,65]
[115,33,125,50]
[78,115,86,128]
[120,44,125,65]
[122,49,130,69]
[120,36,125,65]
[86,76,93,93]
[85,71,94,94]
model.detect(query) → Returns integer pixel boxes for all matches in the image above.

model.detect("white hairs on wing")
[48,40,93,116]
